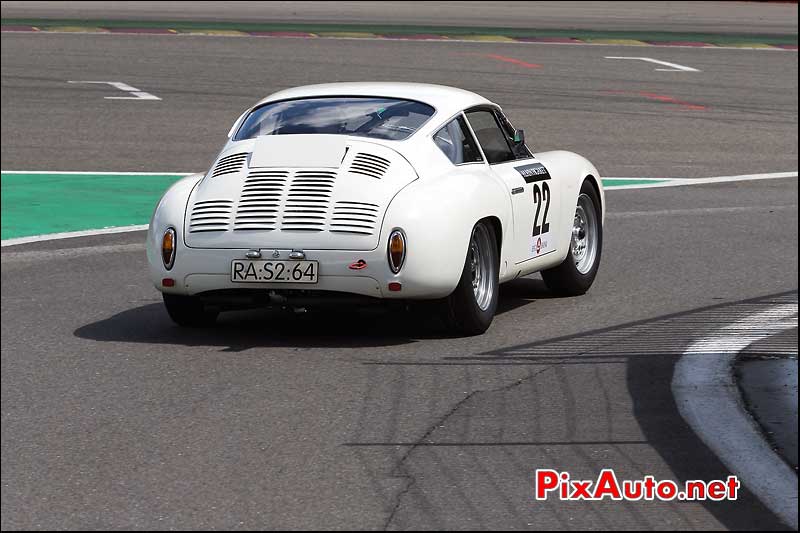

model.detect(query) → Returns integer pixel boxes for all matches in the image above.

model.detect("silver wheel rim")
[469,224,495,311]
[572,193,598,275]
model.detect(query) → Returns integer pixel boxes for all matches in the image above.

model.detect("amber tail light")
[162,228,176,270]
[387,230,406,274]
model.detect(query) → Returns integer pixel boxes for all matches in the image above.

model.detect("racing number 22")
[532,182,551,236]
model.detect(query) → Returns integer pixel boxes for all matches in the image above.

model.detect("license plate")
[231,260,318,284]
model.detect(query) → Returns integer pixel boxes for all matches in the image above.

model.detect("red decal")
[349,259,368,270]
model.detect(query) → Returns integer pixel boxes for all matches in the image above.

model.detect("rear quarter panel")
[382,162,511,298]
[146,173,203,289]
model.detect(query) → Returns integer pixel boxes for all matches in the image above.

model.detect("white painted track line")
[673,303,799,530]
[604,56,700,72]
[1,225,148,247]
[605,171,798,190]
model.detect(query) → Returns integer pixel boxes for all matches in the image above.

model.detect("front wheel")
[542,180,603,296]
[163,293,218,327]
[443,221,499,336]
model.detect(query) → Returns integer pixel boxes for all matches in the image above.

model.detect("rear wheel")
[542,180,602,296]
[163,293,218,327]
[443,221,499,335]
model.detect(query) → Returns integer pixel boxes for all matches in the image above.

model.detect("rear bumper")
[148,245,448,299]
[184,272,383,298]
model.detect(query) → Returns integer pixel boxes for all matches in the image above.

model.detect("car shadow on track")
[73,277,557,350]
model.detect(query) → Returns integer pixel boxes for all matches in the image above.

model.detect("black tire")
[443,221,500,336]
[163,293,218,327]
[542,180,603,296]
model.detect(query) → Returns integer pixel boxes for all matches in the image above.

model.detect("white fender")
[535,150,603,265]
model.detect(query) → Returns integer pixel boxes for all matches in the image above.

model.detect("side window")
[465,110,515,164]
[433,116,483,164]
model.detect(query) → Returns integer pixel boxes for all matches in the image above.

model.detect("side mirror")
[513,129,525,145]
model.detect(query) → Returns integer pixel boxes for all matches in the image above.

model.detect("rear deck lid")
[184,135,416,251]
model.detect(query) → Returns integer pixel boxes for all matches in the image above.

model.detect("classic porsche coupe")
[147,82,603,334]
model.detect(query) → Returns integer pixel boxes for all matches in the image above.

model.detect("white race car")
[147,83,603,335]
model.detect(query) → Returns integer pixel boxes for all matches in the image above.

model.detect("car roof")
[255,82,494,122]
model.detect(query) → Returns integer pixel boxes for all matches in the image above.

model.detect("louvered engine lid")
[184,138,417,251]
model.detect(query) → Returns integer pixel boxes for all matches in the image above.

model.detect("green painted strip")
[1,172,671,240]
[0,172,188,240]
[2,18,796,46]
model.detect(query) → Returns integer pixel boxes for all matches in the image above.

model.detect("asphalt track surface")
[1,30,799,530]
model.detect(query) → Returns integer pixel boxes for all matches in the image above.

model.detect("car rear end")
[148,134,418,308]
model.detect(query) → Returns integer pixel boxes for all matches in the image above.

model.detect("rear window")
[234,97,435,141]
